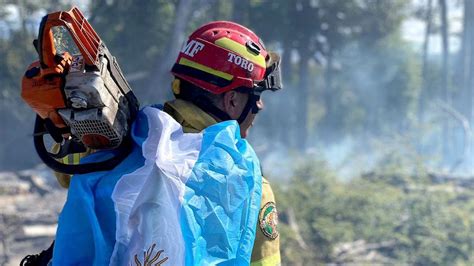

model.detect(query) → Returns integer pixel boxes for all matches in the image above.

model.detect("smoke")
[252,29,473,181]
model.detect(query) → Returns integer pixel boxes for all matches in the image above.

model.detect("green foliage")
[88,0,176,76]
[392,192,472,265]
[275,156,474,265]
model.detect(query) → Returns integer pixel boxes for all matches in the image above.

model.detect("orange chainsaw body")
[21,7,101,130]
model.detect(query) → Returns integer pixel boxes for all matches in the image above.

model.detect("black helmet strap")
[236,91,261,124]
[190,91,261,126]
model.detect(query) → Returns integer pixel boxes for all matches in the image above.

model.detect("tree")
[438,0,451,162]
[419,0,433,122]
[460,0,474,126]
[145,0,193,103]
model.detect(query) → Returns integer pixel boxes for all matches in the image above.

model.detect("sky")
[401,0,463,54]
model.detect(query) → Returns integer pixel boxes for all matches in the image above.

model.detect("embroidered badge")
[259,201,279,240]
[133,243,168,266]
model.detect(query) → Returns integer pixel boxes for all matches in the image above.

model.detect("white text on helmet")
[227,53,254,72]
[181,40,205,57]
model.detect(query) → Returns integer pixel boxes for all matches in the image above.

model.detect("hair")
[174,78,224,108]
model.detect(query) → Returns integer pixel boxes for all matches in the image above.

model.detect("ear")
[223,91,243,119]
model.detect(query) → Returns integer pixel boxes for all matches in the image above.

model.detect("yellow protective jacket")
[55,99,281,265]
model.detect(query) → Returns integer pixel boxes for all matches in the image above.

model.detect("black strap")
[189,92,261,125]
[187,90,261,125]
[237,93,261,124]
[192,96,232,122]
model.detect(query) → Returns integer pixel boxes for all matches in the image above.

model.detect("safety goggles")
[254,51,282,93]
[234,52,282,117]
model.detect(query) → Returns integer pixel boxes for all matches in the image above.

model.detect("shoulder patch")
[258,201,279,240]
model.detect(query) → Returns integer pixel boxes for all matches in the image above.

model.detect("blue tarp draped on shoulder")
[52,106,262,266]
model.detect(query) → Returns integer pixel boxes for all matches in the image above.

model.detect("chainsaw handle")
[38,7,101,70]
[37,17,56,69]
[34,115,133,175]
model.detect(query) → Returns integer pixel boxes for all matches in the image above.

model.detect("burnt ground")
[0,165,66,266]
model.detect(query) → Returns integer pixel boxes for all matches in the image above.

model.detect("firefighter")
[167,21,282,265]
[27,20,281,266]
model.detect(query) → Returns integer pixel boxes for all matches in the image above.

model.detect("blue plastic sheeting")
[52,106,262,265]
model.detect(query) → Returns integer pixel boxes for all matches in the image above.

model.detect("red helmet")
[171,21,281,95]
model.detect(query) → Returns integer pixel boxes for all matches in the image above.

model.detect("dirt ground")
[0,166,66,266]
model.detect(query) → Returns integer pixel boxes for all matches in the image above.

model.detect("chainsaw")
[21,7,139,174]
